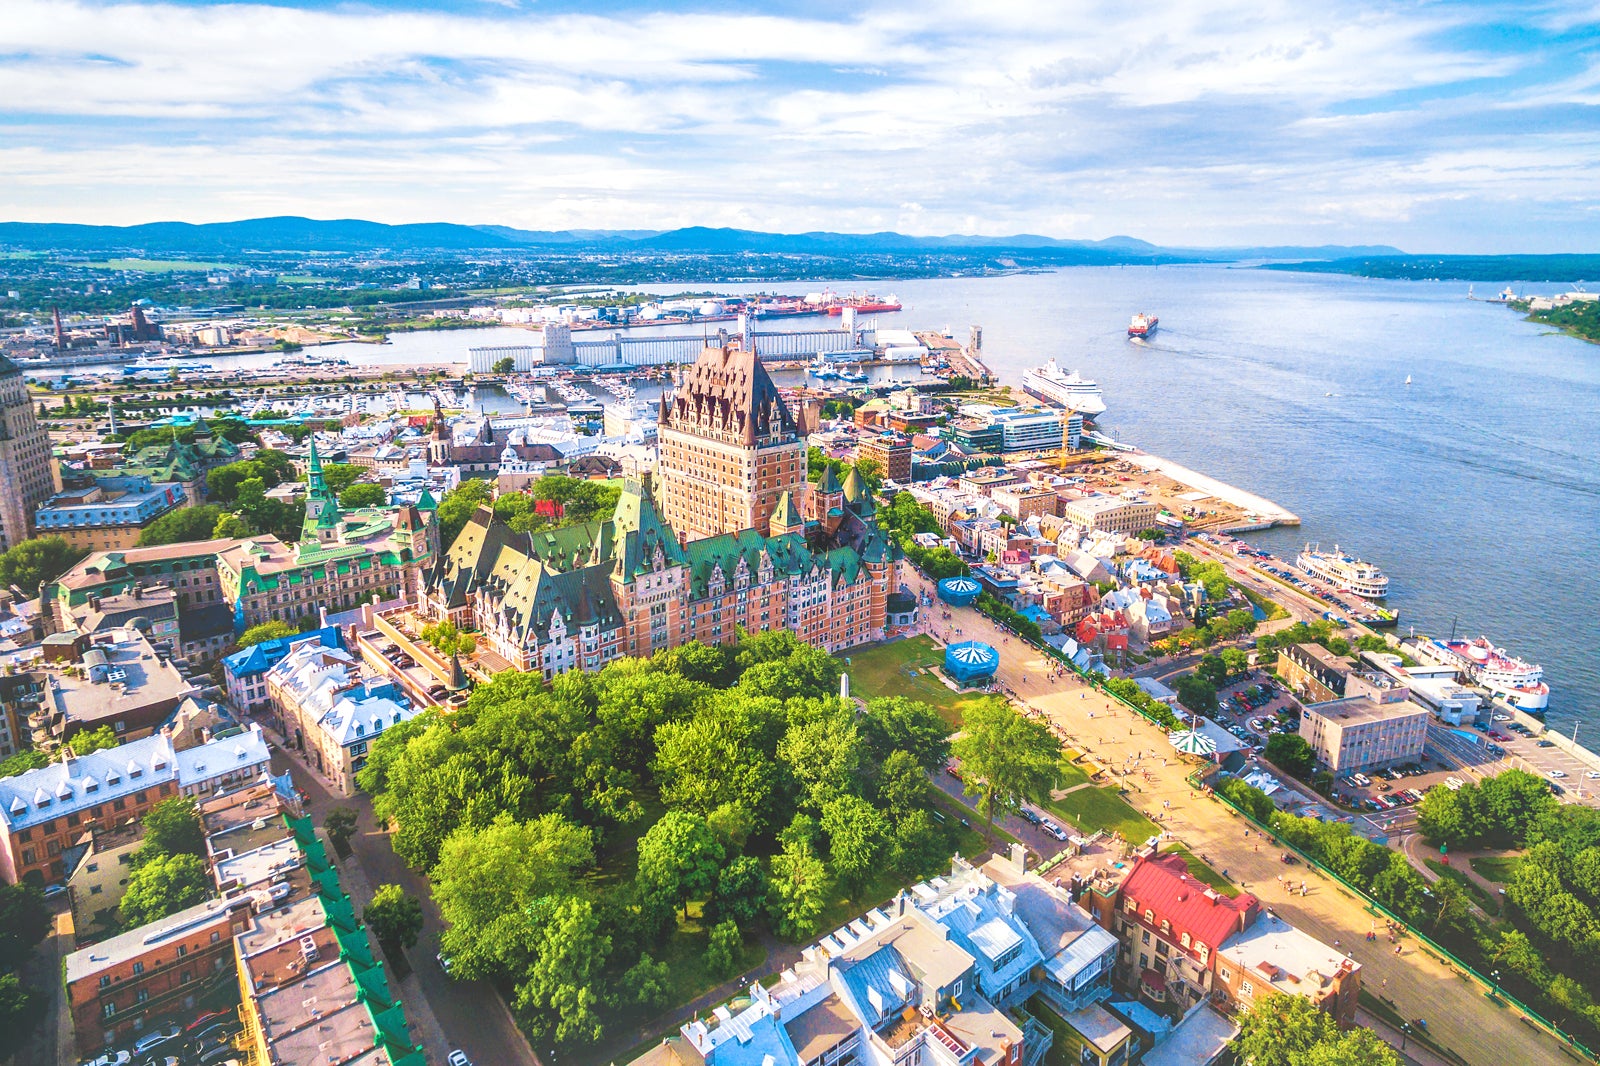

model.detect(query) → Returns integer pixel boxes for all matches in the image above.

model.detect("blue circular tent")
[945,641,1000,685]
[938,576,982,606]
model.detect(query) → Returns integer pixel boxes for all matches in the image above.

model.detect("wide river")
[191,266,1600,742]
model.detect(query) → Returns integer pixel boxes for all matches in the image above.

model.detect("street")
[898,563,1578,1066]
[269,747,540,1066]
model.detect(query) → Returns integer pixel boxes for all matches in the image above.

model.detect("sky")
[2,0,1599,251]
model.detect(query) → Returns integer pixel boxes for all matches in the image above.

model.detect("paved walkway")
[903,567,1578,1066]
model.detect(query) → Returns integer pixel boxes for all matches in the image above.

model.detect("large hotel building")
[422,342,904,677]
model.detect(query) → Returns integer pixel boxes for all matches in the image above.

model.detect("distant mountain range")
[0,215,1405,260]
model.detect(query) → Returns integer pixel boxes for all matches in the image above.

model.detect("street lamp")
[1400,1023,1411,1051]
[1491,969,1501,999]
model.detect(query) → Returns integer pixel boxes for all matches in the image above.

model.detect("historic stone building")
[655,342,808,544]
[422,345,901,678]
[0,355,59,551]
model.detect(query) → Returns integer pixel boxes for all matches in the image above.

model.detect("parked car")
[448,1053,473,1066]
[1548,770,1568,779]
[131,1027,180,1055]
[187,1012,233,1034]
[1538,740,1556,748]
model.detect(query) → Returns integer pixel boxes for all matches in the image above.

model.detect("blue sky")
[2,0,1598,251]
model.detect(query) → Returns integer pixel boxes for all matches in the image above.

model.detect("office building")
[1298,692,1429,773]
[857,433,913,483]
[0,355,58,551]
[1058,495,1160,536]
[1279,643,1351,703]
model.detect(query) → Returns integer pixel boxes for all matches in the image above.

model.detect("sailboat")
[1404,375,1412,386]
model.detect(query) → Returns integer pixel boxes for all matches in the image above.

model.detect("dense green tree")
[888,807,947,877]
[636,811,724,918]
[211,511,253,538]
[875,749,932,818]
[1480,770,1559,846]
[822,794,889,899]
[237,620,296,648]
[512,895,611,1046]
[137,796,204,859]
[0,883,50,972]
[767,835,829,940]
[492,356,516,374]
[66,726,118,757]
[324,806,360,857]
[0,749,48,779]
[950,697,1059,828]
[364,883,424,953]
[136,504,226,546]
[120,853,209,926]
[862,696,951,772]
[712,855,768,927]
[653,695,782,823]
[1416,784,1486,849]
[1219,646,1251,676]
[1264,734,1315,778]
[656,640,737,687]
[431,813,594,980]
[623,953,672,1012]
[338,482,386,509]
[778,708,866,811]
[0,536,85,591]
[1174,673,1219,716]
[435,478,494,547]
[1234,993,1338,1066]
[706,918,742,978]
[1297,1027,1401,1066]
[0,973,41,1049]
[320,463,364,495]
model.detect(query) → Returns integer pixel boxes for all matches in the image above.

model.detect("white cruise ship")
[1431,637,1550,712]
[1021,359,1107,418]
[1296,544,1389,599]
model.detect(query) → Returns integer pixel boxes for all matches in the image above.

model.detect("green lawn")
[1469,855,1523,884]
[843,635,991,726]
[1237,583,1290,621]
[656,899,767,1002]
[1053,759,1093,791]
[1043,786,1161,844]
[1165,845,1236,891]
[1425,859,1501,915]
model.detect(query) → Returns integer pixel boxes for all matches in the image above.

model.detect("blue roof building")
[945,640,999,685]
[937,575,982,606]
[222,625,342,715]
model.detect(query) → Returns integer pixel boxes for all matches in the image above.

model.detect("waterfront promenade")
[902,567,1578,1066]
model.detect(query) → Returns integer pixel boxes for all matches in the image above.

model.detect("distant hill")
[0,215,1405,260]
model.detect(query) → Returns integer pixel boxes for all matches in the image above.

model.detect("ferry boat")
[1431,636,1550,712]
[1127,313,1158,338]
[1296,544,1389,599]
[1022,358,1107,418]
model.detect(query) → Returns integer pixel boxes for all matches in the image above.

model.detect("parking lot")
[1211,674,1300,751]
[84,1011,243,1066]
[1428,722,1600,800]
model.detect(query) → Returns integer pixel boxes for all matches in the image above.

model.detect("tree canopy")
[950,696,1059,827]
[120,853,209,926]
[136,503,226,546]
[338,482,386,509]
[0,883,50,972]
[237,620,297,648]
[0,536,85,592]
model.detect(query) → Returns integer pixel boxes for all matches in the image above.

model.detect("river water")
[116,267,1600,741]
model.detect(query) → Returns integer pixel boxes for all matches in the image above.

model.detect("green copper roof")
[816,465,842,495]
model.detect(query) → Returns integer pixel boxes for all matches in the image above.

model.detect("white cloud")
[0,0,1596,249]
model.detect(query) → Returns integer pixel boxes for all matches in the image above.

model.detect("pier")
[1124,451,1300,529]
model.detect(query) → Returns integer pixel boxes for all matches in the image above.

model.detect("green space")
[1043,786,1160,844]
[84,258,234,272]
[844,635,990,726]
[1469,854,1523,884]
[1052,758,1093,792]
[1425,858,1501,916]
[1521,299,1600,344]
[1165,844,1235,891]
[1237,582,1289,621]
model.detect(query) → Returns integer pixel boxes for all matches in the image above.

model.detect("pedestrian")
[1381,978,1387,989]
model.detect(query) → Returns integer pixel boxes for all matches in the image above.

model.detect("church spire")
[302,437,342,540]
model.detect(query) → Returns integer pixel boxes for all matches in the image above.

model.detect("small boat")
[1404,375,1412,386]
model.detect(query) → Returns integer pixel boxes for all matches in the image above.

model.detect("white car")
[85,1053,131,1066]
[132,1026,180,1054]
[1493,713,1511,721]
[1548,770,1568,779]
[448,1053,473,1066]
[1586,772,1600,780]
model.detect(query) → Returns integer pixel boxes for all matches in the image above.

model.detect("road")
[900,565,1579,1066]
[269,745,541,1066]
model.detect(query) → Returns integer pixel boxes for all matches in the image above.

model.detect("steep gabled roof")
[662,344,796,445]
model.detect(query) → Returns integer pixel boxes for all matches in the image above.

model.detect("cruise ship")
[1296,544,1389,599]
[1021,359,1107,418]
[1431,636,1550,712]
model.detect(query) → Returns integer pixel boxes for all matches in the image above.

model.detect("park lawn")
[1165,844,1235,892]
[1424,859,1501,916]
[1053,758,1093,791]
[1469,855,1523,884]
[1237,583,1290,621]
[843,635,990,726]
[657,899,767,1004]
[1043,786,1160,844]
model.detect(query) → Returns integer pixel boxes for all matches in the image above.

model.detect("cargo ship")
[1429,636,1550,712]
[1296,544,1389,599]
[1127,313,1158,338]
[1022,358,1107,418]
[824,293,903,315]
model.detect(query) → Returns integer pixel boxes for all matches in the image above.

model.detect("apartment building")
[1058,495,1160,536]
[34,476,187,552]
[266,641,418,794]
[1279,643,1352,703]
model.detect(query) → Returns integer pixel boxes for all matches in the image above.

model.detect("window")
[1140,930,1150,945]
[90,885,102,896]
[103,1002,116,1019]
[1241,980,1254,996]
[176,945,187,958]
[1219,968,1231,982]
[210,931,220,943]
[99,976,110,988]
[131,961,143,975]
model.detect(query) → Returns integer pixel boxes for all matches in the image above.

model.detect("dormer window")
[1160,920,1170,936]
[354,723,364,737]
[1180,932,1191,949]
[1144,909,1154,923]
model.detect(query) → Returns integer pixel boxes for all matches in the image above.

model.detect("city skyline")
[3,0,1598,252]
